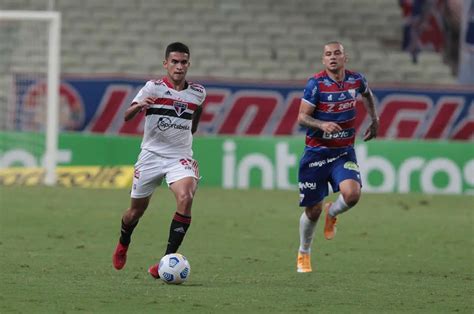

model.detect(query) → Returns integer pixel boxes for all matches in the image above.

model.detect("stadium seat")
[0,0,457,84]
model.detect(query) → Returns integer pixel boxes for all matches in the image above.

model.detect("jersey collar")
[162,76,189,91]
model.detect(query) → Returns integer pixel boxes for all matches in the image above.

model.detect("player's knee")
[305,204,322,221]
[176,191,194,208]
[342,190,360,207]
[128,206,146,219]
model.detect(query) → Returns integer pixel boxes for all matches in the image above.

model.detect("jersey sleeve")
[131,80,154,104]
[190,83,207,106]
[302,78,319,106]
[200,88,207,106]
[358,73,369,94]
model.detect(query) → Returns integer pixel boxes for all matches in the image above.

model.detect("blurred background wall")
[0,0,473,193]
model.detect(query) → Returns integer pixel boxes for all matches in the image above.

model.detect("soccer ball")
[158,253,191,284]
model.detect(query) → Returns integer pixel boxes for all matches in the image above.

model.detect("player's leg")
[324,151,362,240]
[299,202,323,254]
[148,177,197,279]
[297,202,324,273]
[166,176,198,254]
[113,196,151,270]
[297,150,329,272]
[148,158,199,279]
[114,150,163,270]
[120,196,151,246]
[331,179,361,216]
[324,179,360,240]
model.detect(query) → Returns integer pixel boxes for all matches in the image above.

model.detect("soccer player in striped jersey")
[112,42,206,279]
[296,41,379,273]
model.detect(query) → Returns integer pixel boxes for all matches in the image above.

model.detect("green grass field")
[0,186,472,313]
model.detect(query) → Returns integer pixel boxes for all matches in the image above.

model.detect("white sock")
[328,194,351,217]
[298,212,316,253]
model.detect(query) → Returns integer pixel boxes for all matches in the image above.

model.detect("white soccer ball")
[158,253,191,284]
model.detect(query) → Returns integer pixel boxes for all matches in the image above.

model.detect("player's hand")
[137,97,155,111]
[319,121,342,133]
[363,118,379,142]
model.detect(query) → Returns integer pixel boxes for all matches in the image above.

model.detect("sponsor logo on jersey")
[338,93,346,100]
[328,94,333,101]
[298,181,317,190]
[190,85,203,93]
[323,78,333,86]
[173,101,188,116]
[311,85,318,97]
[322,130,352,139]
[165,90,172,96]
[347,76,356,84]
[157,117,190,131]
[343,161,359,172]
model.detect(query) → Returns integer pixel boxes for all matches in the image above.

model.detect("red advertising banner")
[12,75,474,140]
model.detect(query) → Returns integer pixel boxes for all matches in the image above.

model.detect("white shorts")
[130,150,200,198]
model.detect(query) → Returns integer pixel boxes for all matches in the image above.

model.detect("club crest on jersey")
[173,101,188,116]
[348,89,356,98]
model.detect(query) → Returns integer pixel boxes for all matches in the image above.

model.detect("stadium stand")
[1,0,457,84]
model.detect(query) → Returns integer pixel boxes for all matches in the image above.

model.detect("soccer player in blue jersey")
[296,41,379,273]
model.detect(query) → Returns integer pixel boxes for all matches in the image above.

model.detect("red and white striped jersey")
[132,76,206,158]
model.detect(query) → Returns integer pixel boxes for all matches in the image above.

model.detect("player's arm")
[124,97,155,122]
[191,106,202,134]
[297,100,342,133]
[360,88,379,141]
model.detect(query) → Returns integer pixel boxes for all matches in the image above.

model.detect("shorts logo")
[309,160,326,168]
[173,101,188,116]
[298,182,317,190]
[344,161,359,172]
[134,169,140,179]
[180,158,200,177]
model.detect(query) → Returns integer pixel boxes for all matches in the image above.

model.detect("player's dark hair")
[165,42,190,58]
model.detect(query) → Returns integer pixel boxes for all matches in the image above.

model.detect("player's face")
[322,43,347,72]
[163,52,190,83]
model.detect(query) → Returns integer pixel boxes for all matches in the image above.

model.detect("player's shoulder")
[188,81,206,94]
[305,71,325,86]
[313,70,327,79]
[345,69,367,81]
[149,79,167,87]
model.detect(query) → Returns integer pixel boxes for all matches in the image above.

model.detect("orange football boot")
[324,202,338,240]
[297,251,312,273]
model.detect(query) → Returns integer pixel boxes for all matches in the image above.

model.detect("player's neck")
[326,69,345,83]
[165,76,186,91]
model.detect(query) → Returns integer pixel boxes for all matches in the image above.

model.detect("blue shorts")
[298,147,362,207]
